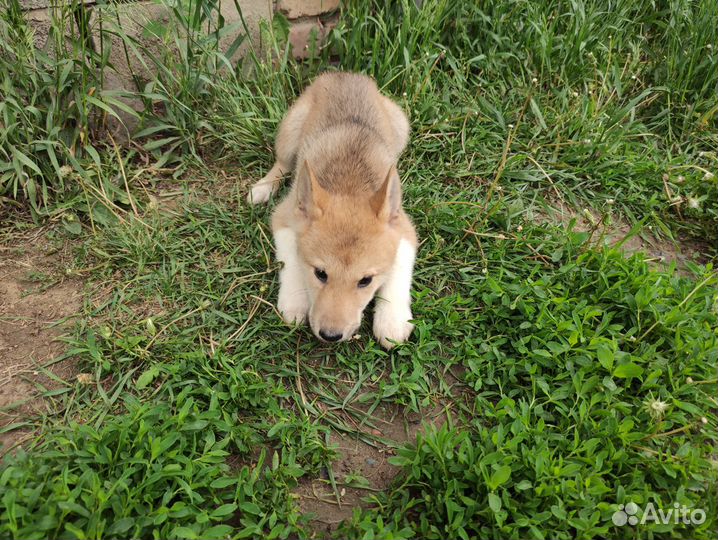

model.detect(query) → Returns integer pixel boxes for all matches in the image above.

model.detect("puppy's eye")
[314,268,328,283]
[357,276,373,288]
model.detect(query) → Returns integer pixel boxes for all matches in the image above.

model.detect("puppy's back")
[305,73,384,134]
[298,73,407,195]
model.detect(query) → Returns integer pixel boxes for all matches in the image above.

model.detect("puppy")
[247,72,417,348]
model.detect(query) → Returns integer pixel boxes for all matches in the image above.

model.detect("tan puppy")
[247,72,417,348]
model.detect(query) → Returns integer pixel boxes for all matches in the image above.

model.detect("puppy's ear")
[297,160,328,218]
[370,166,402,222]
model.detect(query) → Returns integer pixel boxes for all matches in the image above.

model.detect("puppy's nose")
[318,329,342,342]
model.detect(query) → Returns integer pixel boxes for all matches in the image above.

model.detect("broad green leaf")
[596,343,614,370]
[211,503,238,519]
[136,366,159,389]
[488,493,502,513]
[488,465,511,489]
[613,362,644,378]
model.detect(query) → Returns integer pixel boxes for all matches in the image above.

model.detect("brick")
[277,0,339,19]
[288,15,337,59]
[24,8,53,49]
[219,0,272,60]
[88,0,272,139]
[89,2,171,138]
[19,0,93,10]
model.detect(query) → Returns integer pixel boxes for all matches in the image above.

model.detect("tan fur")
[249,72,418,348]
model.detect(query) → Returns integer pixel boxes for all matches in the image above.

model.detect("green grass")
[1,0,717,539]
[0,0,140,214]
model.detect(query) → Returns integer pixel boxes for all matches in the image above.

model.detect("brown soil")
[295,402,447,536]
[541,202,712,269]
[0,230,82,455]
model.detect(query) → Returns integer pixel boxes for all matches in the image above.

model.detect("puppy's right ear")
[370,166,402,222]
[297,160,328,219]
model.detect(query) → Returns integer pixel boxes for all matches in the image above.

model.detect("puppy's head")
[295,161,402,343]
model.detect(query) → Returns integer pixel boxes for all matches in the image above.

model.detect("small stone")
[287,17,337,59]
[77,373,93,385]
[277,0,339,18]
[145,317,157,335]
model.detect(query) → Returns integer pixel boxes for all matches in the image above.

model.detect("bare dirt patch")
[0,230,82,454]
[540,203,712,270]
[295,403,447,536]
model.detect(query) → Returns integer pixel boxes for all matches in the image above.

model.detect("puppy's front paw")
[278,294,309,325]
[247,180,273,205]
[373,305,414,349]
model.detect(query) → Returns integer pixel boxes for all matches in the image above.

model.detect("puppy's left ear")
[370,166,402,222]
[297,160,328,219]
